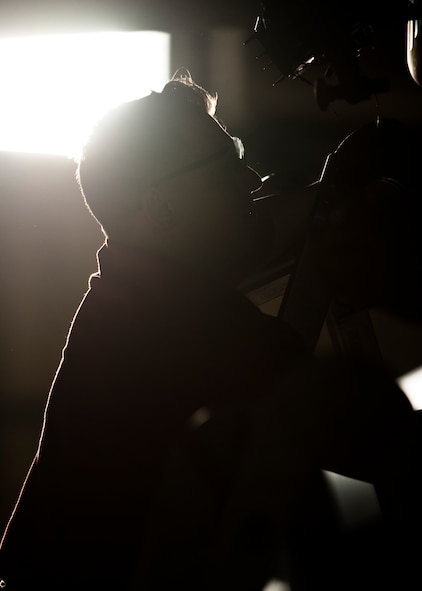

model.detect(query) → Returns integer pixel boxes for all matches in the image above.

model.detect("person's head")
[76,69,268,286]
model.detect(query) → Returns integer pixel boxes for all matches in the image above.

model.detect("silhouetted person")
[0,70,421,590]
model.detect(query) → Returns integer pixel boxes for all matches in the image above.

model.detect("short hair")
[76,69,218,238]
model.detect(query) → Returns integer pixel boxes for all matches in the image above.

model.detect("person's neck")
[106,239,240,294]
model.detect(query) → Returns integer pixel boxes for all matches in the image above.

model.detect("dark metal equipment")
[247,0,422,107]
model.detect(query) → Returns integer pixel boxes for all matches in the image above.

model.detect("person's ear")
[143,187,174,228]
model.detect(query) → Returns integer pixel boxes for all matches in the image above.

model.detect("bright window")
[0,31,170,157]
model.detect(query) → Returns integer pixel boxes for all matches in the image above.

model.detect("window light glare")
[262,580,291,591]
[397,365,422,410]
[0,31,170,158]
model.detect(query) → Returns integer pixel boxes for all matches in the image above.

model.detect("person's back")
[0,250,306,589]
